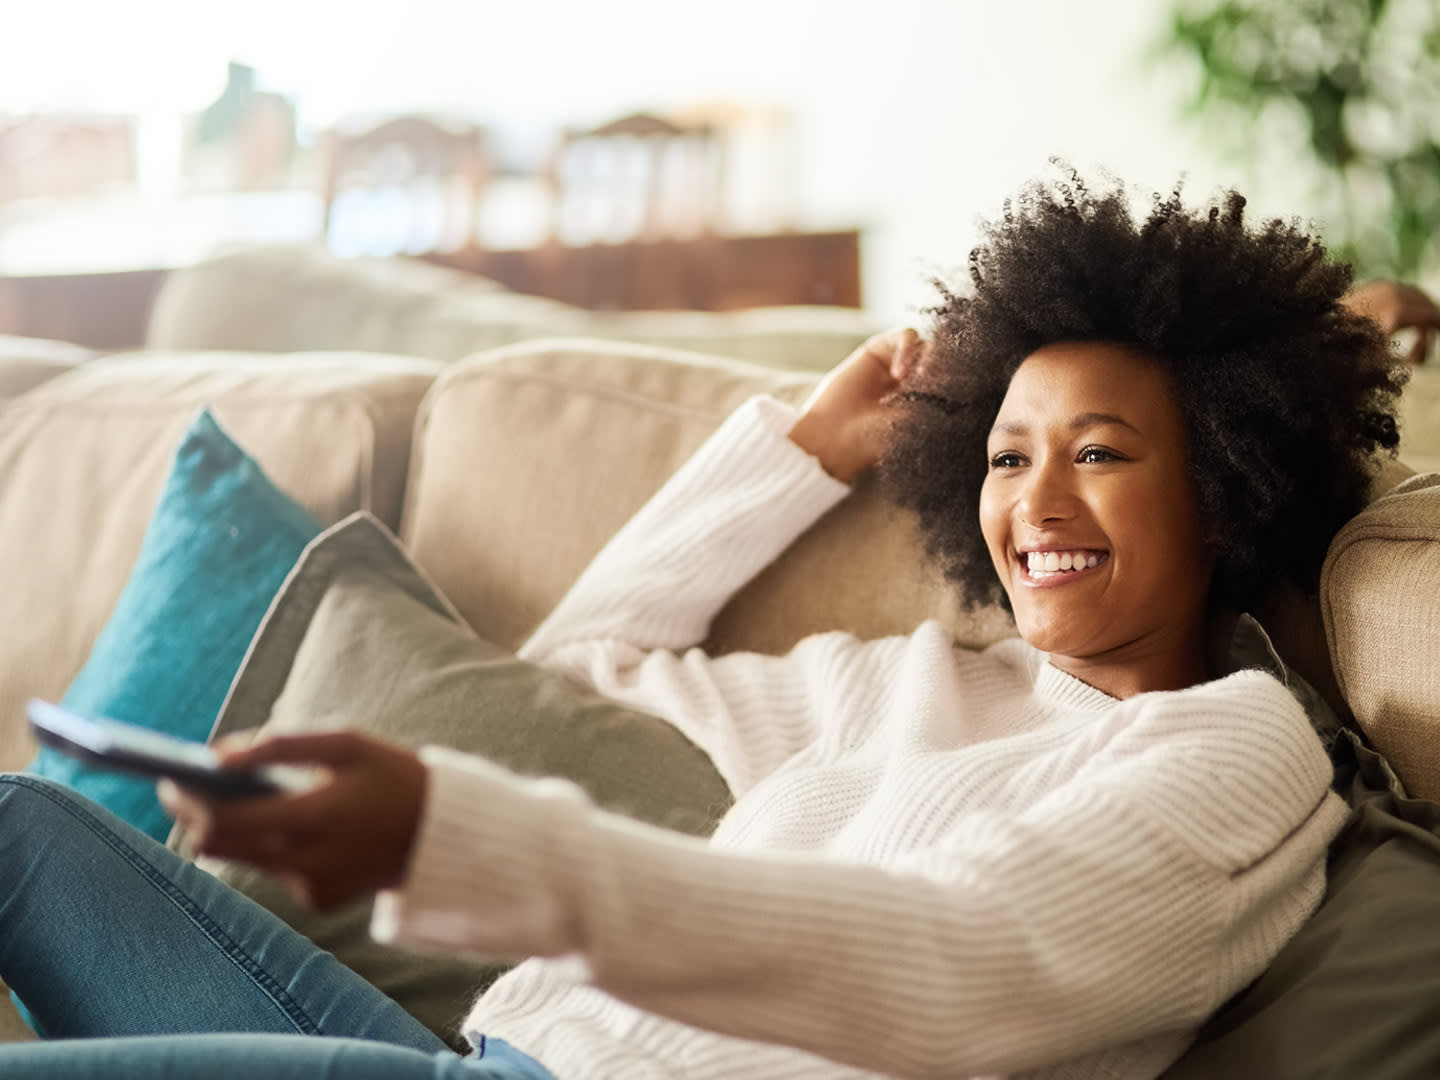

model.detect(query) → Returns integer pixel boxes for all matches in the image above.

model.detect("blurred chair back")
[0,115,137,205]
[546,112,724,244]
[319,116,490,254]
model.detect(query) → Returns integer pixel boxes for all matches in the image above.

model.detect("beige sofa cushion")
[583,306,877,374]
[0,351,439,773]
[1398,367,1440,475]
[148,247,579,360]
[402,338,1016,657]
[0,335,94,402]
[1322,472,1440,800]
[0,997,31,1043]
[147,246,875,372]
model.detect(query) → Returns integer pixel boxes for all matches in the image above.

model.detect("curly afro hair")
[881,168,1408,615]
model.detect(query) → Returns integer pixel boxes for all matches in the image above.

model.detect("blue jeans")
[0,774,554,1079]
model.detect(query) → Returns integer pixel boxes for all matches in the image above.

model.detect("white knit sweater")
[371,396,1347,1080]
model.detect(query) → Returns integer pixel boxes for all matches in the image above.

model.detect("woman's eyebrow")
[991,412,1142,438]
[1068,411,1142,434]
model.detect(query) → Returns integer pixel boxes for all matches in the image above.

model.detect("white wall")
[2,0,1321,320]
[764,0,1320,320]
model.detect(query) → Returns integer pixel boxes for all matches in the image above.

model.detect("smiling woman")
[885,169,1407,636]
[0,168,1419,1080]
[978,342,1213,698]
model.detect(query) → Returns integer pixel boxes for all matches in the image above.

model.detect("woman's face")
[979,342,1214,693]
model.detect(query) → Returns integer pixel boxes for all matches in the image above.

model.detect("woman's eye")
[989,452,1025,469]
[1077,446,1120,464]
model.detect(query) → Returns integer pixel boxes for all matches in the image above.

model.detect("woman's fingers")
[791,326,932,482]
[218,731,369,769]
[213,729,261,755]
[157,778,208,833]
[891,328,921,381]
[160,780,330,854]
[889,327,934,387]
[161,735,428,910]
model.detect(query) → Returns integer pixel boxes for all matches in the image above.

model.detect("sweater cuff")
[371,746,588,958]
[749,395,853,496]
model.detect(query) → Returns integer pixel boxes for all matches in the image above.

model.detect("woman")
[0,172,1410,1079]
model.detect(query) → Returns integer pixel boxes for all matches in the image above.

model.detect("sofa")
[2,246,1439,1073]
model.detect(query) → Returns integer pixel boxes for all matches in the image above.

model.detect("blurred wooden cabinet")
[428,230,861,311]
[0,268,167,350]
[0,230,860,350]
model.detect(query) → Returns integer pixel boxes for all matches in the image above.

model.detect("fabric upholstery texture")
[147,245,875,372]
[27,410,321,841]
[0,351,439,773]
[1397,367,1440,475]
[0,999,27,1043]
[185,512,731,1046]
[0,335,93,401]
[1322,472,1440,800]
[401,338,1018,656]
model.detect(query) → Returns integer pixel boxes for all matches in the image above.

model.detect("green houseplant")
[1163,0,1440,281]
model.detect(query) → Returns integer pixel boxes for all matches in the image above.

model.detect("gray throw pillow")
[176,512,732,1048]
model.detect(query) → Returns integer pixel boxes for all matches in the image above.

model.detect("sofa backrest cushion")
[146,246,875,372]
[1398,367,1440,475]
[1322,471,1440,800]
[1245,451,1414,729]
[0,351,439,772]
[0,335,94,402]
[401,339,1017,657]
[32,409,323,842]
[147,246,581,362]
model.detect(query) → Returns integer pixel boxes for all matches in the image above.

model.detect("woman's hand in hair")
[788,328,929,483]
[1343,279,1440,364]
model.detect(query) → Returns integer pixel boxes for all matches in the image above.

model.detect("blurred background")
[2,0,1437,342]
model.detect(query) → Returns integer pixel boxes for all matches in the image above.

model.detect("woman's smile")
[1016,548,1110,587]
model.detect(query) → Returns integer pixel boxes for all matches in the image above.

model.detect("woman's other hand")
[159,732,428,911]
[1343,279,1440,364]
[788,328,929,483]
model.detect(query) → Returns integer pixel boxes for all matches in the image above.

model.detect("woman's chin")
[1013,611,1097,659]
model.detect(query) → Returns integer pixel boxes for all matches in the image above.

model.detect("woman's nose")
[1017,461,1078,525]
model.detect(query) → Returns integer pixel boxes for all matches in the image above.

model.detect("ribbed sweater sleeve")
[372,671,1339,1079]
[521,395,847,658]
[518,394,854,793]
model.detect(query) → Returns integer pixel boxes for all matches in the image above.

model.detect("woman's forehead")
[992,342,1180,434]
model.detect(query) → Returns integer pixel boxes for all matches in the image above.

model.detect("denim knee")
[0,773,53,816]
[0,773,83,824]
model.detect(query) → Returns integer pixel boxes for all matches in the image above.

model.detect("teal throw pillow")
[27,409,321,841]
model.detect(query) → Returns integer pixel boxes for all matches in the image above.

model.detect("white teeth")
[1024,550,1103,575]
